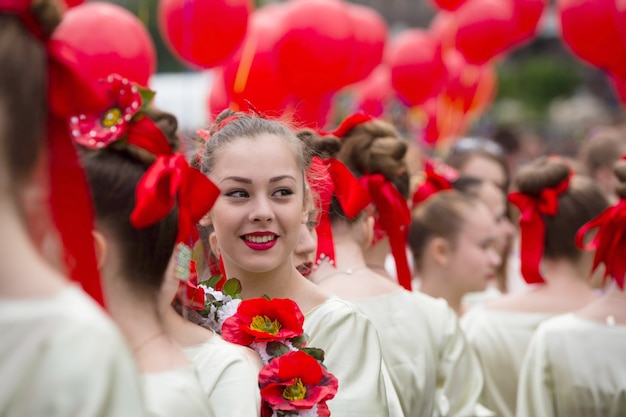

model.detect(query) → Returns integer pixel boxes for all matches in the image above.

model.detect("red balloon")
[558,0,626,78]
[60,0,84,9]
[387,29,447,106]
[158,0,251,69]
[222,5,290,115]
[207,69,232,122]
[615,0,626,48]
[341,3,387,85]
[442,50,497,114]
[276,0,355,98]
[454,0,515,65]
[53,2,156,86]
[429,12,457,52]
[283,94,333,130]
[508,0,547,47]
[427,0,467,12]
[353,65,393,117]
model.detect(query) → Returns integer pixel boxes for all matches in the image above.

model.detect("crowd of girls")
[2,1,626,416]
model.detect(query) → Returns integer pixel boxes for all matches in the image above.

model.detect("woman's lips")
[241,232,278,251]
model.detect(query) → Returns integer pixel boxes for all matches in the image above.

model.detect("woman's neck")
[161,303,214,348]
[540,258,594,292]
[0,199,66,298]
[419,273,464,316]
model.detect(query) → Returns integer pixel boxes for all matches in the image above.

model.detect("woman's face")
[292,204,319,278]
[447,202,502,294]
[206,134,307,276]
[476,181,515,255]
[461,154,508,191]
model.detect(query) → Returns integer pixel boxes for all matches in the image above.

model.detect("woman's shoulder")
[143,366,213,417]
[185,333,262,372]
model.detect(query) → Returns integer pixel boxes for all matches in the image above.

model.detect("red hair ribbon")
[309,157,372,265]
[131,154,221,282]
[411,159,457,207]
[177,260,205,310]
[330,113,373,138]
[359,174,412,290]
[508,176,571,284]
[576,199,626,290]
[4,0,110,306]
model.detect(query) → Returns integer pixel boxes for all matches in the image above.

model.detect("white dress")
[0,285,146,416]
[304,297,390,417]
[184,333,262,417]
[142,366,213,417]
[517,313,626,417]
[352,290,492,417]
[460,305,553,417]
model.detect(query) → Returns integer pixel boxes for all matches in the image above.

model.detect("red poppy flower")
[259,350,338,416]
[70,74,142,150]
[222,298,304,346]
[176,261,205,310]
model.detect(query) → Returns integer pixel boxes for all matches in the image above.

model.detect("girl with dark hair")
[517,156,626,417]
[306,117,493,417]
[77,74,216,417]
[0,0,145,415]
[461,156,610,417]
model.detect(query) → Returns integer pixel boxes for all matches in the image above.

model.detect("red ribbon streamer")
[411,159,455,207]
[576,199,626,290]
[359,174,412,290]
[131,154,220,248]
[5,1,109,306]
[309,157,372,266]
[330,113,373,138]
[508,176,570,284]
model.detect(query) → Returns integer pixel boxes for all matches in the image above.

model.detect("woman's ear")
[428,236,451,267]
[199,211,212,227]
[208,231,220,259]
[92,230,108,270]
[361,214,376,250]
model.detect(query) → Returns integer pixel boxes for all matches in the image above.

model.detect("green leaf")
[300,347,325,362]
[138,86,156,107]
[289,333,309,349]
[266,342,290,357]
[262,294,272,301]
[206,274,223,289]
[222,278,242,298]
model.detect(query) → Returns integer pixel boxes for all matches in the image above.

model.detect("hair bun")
[514,156,571,195]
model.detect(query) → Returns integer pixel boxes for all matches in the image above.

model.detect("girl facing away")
[460,155,609,417]
[197,110,390,417]
[517,156,626,417]
[0,0,145,415]
[78,77,215,417]
[302,123,494,417]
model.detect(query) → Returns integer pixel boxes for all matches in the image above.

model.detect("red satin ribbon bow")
[330,113,373,138]
[131,154,220,259]
[310,157,372,265]
[575,199,626,290]
[508,176,570,284]
[411,159,456,207]
[3,0,109,306]
[359,174,412,290]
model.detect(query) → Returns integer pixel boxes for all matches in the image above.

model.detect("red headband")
[359,174,412,290]
[576,198,626,290]
[508,175,571,284]
[4,0,110,306]
[411,159,457,207]
[330,113,373,138]
[309,156,372,266]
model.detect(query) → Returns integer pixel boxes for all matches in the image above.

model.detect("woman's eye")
[273,188,295,197]
[226,189,248,198]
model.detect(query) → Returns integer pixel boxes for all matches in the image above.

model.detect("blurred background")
[57,0,626,158]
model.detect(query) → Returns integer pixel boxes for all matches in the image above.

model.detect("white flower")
[217,298,242,327]
[297,406,318,417]
[250,341,273,364]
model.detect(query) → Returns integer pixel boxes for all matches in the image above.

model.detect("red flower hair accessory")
[130,154,220,282]
[3,0,111,306]
[222,298,305,346]
[359,173,412,290]
[508,175,571,284]
[259,350,338,417]
[308,156,372,266]
[576,198,626,290]
[70,74,171,157]
[330,113,373,138]
[411,158,457,208]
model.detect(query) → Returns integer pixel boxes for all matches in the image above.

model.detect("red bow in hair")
[411,159,457,207]
[308,157,372,266]
[330,113,373,138]
[4,0,111,306]
[131,154,221,282]
[508,176,570,284]
[576,199,626,290]
[359,174,412,290]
